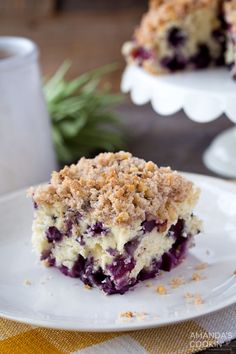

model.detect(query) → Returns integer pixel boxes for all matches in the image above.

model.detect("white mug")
[0,37,57,195]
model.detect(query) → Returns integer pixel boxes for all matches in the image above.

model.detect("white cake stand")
[121,65,236,178]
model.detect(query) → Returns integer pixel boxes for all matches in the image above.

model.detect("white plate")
[0,173,236,331]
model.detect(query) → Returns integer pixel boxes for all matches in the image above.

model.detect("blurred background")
[0,0,234,175]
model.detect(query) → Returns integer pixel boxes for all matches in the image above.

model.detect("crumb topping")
[135,0,220,46]
[31,151,199,226]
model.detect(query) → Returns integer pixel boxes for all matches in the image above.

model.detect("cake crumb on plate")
[145,282,153,288]
[119,311,148,321]
[184,292,194,300]
[120,311,134,319]
[191,272,202,281]
[156,284,167,295]
[136,312,148,321]
[194,294,204,305]
[184,292,204,305]
[195,262,208,270]
[170,277,185,288]
[23,280,32,286]
[84,284,92,290]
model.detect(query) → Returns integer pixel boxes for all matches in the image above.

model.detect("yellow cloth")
[1,304,235,354]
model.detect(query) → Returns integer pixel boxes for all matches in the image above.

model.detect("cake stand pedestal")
[121,65,236,178]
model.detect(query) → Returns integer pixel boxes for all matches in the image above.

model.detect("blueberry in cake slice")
[224,0,236,78]
[122,0,226,75]
[30,152,202,295]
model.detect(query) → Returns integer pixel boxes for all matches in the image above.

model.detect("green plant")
[44,62,126,164]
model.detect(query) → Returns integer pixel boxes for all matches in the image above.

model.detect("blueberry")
[76,211,82,222]
[190,44,211,69]
[132,46,152,61]
[106,247,118,256]
[211,29,226,66]
[76,235,85,246]
[92,267,107,285]
[86,222,109,237]
[124,237,140,255]
[161,236,189,271]
[47,257,55,267]
[167,219,184,238]
[161,55,186,71]
[160,251,178,271]
[65,219,73,236]
[107,255,135,280]
[168,27,186,47]
[141,219,156,233]
[137,259,162,281]
[46,226,62,243]
[212,28,225,42]
[70,254,86,278]
[60,265,69,276]
[227,62,234,71]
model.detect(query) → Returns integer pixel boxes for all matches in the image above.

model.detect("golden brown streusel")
[135,0,220,46]
[30,151,199,227]
[233,270,236,276]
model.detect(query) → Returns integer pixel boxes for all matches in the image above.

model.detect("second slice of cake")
[30,151,202,295]
[122,0,225,75]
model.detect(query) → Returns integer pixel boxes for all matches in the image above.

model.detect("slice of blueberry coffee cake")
[224,0,236,78]
[30,152,202,295]
[122,0,226,75]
